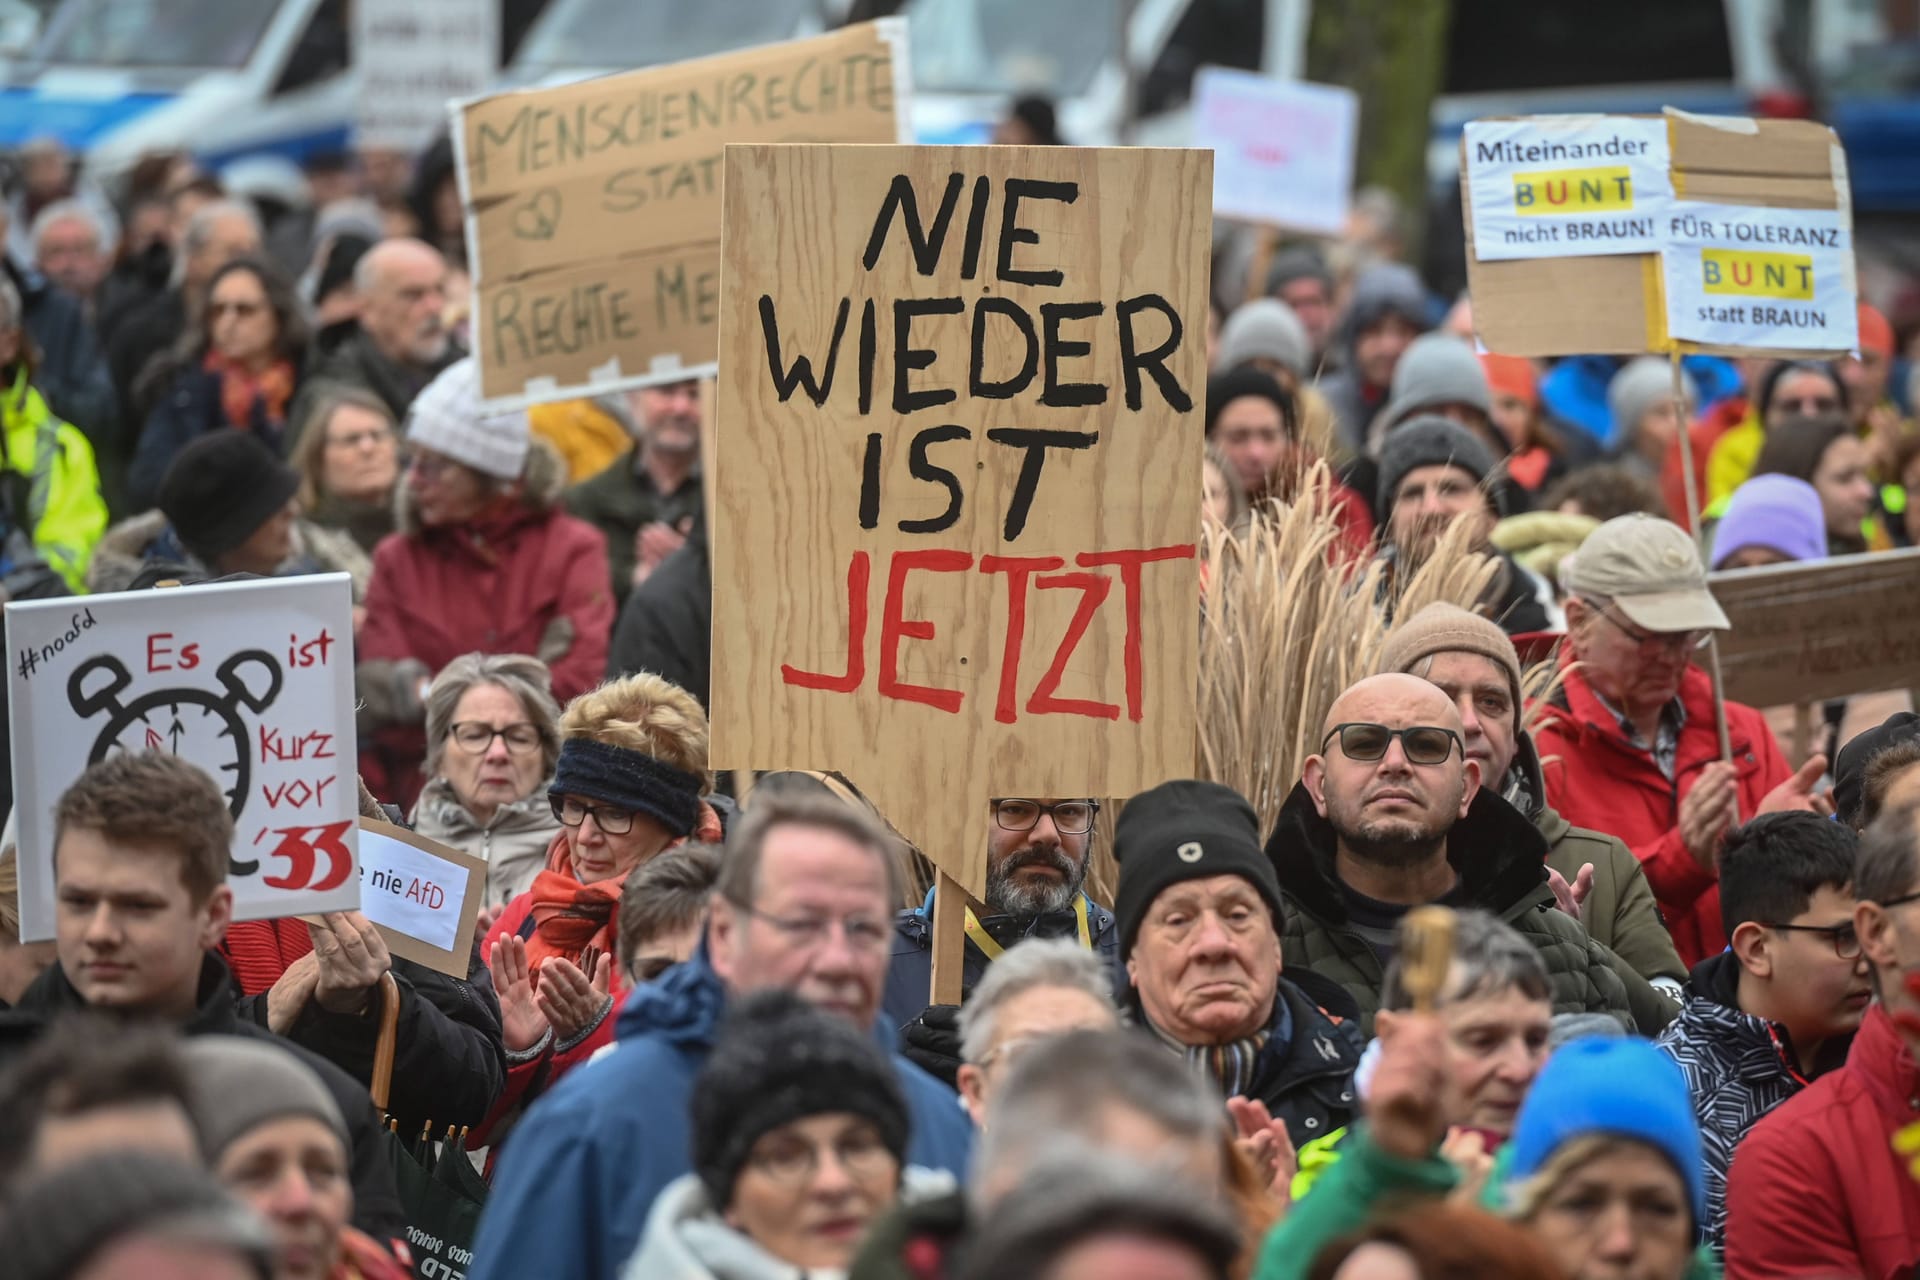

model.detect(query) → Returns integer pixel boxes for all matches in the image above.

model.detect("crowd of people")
[0,89,1912,1280]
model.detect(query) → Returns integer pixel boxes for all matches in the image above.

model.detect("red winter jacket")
[1724,1004,1920,1279]
[358,477,612,807]
[1530,659,1790,967]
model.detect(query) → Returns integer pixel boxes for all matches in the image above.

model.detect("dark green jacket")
[562,448,702,605]
[1263,781,1634,1038]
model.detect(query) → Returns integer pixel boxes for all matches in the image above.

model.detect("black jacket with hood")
[0,953,403,1240]
[1262,779,1634,1037]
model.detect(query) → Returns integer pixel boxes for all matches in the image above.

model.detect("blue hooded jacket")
[468,946,975,1280]
[1538,354,1743,450]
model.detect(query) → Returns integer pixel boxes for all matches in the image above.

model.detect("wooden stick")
[1793,701,1813,764]
[1670,350,1736,776]
[929,871,970,1006]
[1244,225,1279,304]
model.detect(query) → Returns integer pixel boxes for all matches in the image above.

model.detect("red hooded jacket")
[1724,1004,1920,1279]
[1530,659,1790,967]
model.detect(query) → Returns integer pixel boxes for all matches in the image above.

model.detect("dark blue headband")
[550,737,703,838]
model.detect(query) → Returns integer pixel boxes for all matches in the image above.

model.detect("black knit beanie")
[1205,367,1296,438]
[158,429,300,562]
[1374,414,1497,524]
[1113,779,1284,961]
[691,988,909,1209]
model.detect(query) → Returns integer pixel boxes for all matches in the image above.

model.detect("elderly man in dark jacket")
[1115,779,1361,1150]
[1265,673,1633,1037]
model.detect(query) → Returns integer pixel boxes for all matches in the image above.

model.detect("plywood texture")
[710,143,1212,894]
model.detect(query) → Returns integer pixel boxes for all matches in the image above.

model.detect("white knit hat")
[405,357,530,480]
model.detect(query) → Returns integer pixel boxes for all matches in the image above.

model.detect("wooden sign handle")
[930,871,969,1006]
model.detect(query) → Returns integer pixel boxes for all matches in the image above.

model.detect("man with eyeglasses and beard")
[1531,514,1827,968]
[883,797,1118,1081]
[1264,672,1632,1034]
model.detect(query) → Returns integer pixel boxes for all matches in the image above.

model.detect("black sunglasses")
[1321,722,1463,766]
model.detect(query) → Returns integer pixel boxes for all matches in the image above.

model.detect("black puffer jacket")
[0,955,402,1240]
[1263,780,1633,1037]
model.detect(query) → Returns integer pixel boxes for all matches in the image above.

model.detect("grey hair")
[1380,908,1551,1012]
[423,653,563,780]
[0,276,20,333]
[716,789,903,913]
[973,1029,1222,1206]
[172,199,262,287]
[1855,802,1920,907]
[29,198,115,259]
[958,938,1117,1064]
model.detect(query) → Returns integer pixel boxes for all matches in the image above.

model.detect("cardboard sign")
[1464,110,1851,358]
[1710,549,1920,708]
[454,19,911,412]
[1463,116,1671,261]
[709,143,1211,898]
[1660,202,1857,350]
[5,576,359,941]
[1192,67,1355,236]
[356,820,485,978]
[354,0,498,152]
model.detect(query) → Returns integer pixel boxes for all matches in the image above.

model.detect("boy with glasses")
[1265,672,1632,1034]
[1533,513,1826,967]
[1656,812,1867,1258]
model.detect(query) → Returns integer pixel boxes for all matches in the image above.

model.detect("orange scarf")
[204,349,296,430]
[523,832,622,971]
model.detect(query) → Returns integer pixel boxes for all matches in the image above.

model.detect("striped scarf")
[1148,1020,1272,1098]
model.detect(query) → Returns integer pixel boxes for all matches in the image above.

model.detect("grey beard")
[985,846,1088,919]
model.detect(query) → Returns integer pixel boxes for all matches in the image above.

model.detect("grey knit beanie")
[1378,333,1492,433]
[1375,415,1497,522]
[1217,298,1311,380]
[1608,357,1697,443]
[181,1036,350,1161]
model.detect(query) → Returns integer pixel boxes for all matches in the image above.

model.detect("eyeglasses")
[974,1032,1050,1069]
[1320,722,1463,766]
[747,1124,895,1187]
[551,795,638,835]
[450,721,542,754]
[209,299,264,320]
[1874,889,1920,911]
[1774,395,1842,415]
[726,898,892,954]
[1762,920,1862,960]
[407,452,459,480]
[991,798,1098,835]
[326,426,395,452]
[1583,600,1712,654]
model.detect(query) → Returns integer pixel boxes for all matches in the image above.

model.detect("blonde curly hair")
[560,672,713,793]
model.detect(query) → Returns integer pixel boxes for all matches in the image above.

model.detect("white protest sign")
[1660,202,1858,351]
[6,576,358,941]
[1193,67,1356,235]
[355,820,485,977]
[354,0,498,153]
[1464,116,1672,261]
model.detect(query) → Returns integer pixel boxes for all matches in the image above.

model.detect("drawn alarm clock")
[68,649,284,822]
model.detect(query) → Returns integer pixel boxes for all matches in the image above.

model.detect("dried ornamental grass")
[1195,464,1501,839]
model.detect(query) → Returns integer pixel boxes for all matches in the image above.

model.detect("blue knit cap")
[1506,1038,1706,1227]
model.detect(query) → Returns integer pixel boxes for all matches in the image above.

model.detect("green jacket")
[562,448,702,606]
[1255,1128,1720,1280]
[1263,781,1634,1038]
[1,366,105,593]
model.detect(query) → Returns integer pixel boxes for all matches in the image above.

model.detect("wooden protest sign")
[5,576,359,941]
[355,819,486,978]
[1464,111,1855,358]
[709,143,1211,998]
[1710,548,1920,708]
[454,19,910,411]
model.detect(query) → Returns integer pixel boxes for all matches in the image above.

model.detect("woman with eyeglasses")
[286,388,402,562]
[1700,359,1849,513]
[472,671,724,1153]
[1746,412,1892,557]
[626,988,935,1280]
[409,653,565,905]
[130,255,308,510]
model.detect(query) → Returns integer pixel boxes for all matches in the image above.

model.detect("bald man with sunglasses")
[1264,673,1633,1035]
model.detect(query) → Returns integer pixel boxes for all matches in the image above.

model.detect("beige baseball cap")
[1562,513,1730,633]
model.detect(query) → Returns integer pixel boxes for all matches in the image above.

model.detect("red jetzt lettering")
[979,554,1065,724]
[1076,544,1196,721]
